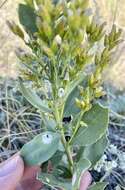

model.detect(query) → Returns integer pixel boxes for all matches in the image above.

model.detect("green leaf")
[42,115,56,131]
[19,80,52,113]
[18,4,38,34]
[20,131,60,166]
[83,135,108,166]
[50,151,64,167]
[72,159,91,190]
[64,87,80,117]
[38,173,72,190]
[64,73,87,116]
[88,182,108,190]
[53,165,72,179]
[72,104,109,146]
[65,73,86,102]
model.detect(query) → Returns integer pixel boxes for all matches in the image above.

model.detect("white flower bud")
[54,35,62,45]
[58,88,65,98]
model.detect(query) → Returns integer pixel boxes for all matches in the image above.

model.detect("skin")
[0,155,92,190]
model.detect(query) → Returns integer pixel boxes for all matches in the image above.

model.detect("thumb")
[0,155,24,190]
[80,171,92,190]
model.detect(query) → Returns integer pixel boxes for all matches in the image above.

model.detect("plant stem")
[54,104,73,174]
[61,130,74,173]
[52,58,73,174]
[69,111,85,144]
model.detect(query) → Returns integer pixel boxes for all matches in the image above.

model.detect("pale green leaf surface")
[83,135,108,166]
[20,131,60,166]
[72,104,109,146]
[64,73,87,116]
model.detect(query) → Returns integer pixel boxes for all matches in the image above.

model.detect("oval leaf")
[20,131,60,166]
[72,103,109,146]
[83,135,108,166]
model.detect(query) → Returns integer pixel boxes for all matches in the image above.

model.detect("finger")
[0,155,24,190]
[80,171,92,190]
[16,178,43,190]
[16,166,43,190]
[22,166,41,180]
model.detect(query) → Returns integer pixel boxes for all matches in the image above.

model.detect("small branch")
[69,111,85,144]
[61,131,73,173]
[54,103,73,174]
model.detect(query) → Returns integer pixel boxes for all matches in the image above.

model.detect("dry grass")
[0,0,125,89]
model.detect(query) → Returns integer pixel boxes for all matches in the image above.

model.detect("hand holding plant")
[0,154,91,190]
[8,0,122,189]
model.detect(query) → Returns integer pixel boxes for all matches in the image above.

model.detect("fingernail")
[0,155,21,177]
[80,171,92,190]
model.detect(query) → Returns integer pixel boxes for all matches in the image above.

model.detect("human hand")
[0,155,92,190]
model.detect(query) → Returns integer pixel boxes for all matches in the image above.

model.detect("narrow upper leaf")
[19,80,52,113]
